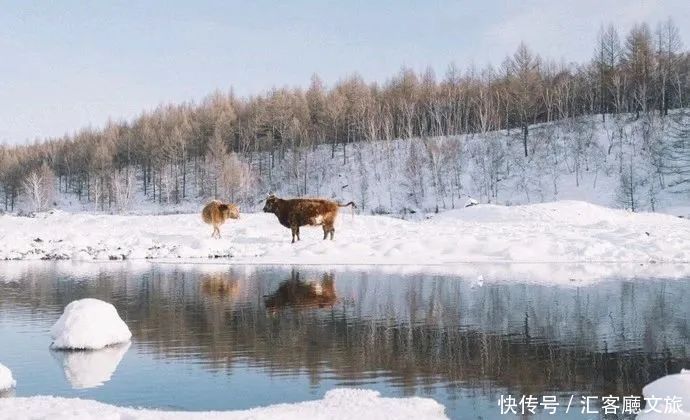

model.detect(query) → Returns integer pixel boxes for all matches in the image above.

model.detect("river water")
[0,262,688,418]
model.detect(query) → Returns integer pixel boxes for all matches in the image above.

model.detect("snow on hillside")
[261,112,690,216]
[17,111,690,218]
[0,389,447,420]
[1,201,689,274]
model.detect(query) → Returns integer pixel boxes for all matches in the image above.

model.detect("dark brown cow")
[262,194,355,243]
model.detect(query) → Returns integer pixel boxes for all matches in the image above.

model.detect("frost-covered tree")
[616,160,646,212]
[661,112,690,190]
[22,162,55,213]
[421,137,441,211]
[468,133,507,203]
[218,152,253,205]
[403,142,425,208]
[616,120,658,212]
[206,127,229,199]
[440,136,464,209]
[111,170,136,213]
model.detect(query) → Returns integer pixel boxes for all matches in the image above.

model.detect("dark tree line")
[1,20,688,211]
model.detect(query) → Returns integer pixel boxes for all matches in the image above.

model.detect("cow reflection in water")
[264,271,336,311]
[200,273,239,300]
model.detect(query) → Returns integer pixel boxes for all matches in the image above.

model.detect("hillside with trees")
[1,20,689,215]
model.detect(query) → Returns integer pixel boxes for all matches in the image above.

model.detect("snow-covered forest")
[2,20,690,215]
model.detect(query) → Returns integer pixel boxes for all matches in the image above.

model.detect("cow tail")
[339,201,356,221]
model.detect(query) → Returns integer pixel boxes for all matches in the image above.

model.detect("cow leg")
[296,226,300,241]
[323,222,335,240]
[291,226,297,243]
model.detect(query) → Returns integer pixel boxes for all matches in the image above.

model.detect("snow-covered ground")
[0,389,447,420]
[1,201,690,271]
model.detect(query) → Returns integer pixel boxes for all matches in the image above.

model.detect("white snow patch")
[0,389,447,420]
[638,369,690,419]
[0,363,15,391]
[51,299,132,350]
[51,342,131,389]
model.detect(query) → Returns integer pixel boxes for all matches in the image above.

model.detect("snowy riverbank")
[1,201,690,268]
[0,389,447,420]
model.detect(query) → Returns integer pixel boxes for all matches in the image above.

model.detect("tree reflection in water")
[0,262,688,404]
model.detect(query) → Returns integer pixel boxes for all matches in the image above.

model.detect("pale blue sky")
[1,0,688,143]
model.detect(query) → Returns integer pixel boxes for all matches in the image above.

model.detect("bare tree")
[22,162,55,212]
[111,170,136,213]
[508,43,542,156]
[218,152,253,204]
[655,19,683,115]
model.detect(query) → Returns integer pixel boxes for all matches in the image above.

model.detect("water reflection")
[264,271,337,311]
[201,274,239,300]
[51,342,131,389]
[0,262,689,417]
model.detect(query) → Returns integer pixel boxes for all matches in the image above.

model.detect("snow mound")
[0,388,447,419]
[51,299,132,350]
[51,342,131,389]
[639,369,690,419]
[0,363,15,391]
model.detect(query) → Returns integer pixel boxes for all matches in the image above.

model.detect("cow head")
[263,194,278,213]
[219,204,240,220]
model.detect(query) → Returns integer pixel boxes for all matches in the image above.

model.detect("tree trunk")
[523,125,529,157]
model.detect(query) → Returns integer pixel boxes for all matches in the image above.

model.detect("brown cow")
[262,194,355,243]
[201,200,240,239]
